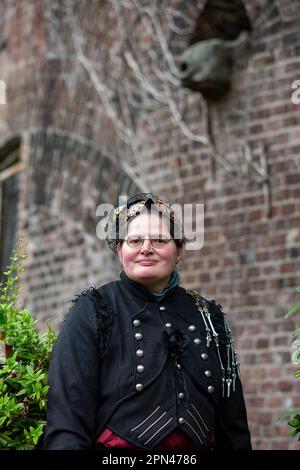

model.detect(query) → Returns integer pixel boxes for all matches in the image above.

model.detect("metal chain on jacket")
[186,289,241,398]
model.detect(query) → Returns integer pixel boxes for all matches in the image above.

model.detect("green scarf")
[150,271,180,301]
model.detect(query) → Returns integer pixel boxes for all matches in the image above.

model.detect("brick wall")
[0,0,300,449]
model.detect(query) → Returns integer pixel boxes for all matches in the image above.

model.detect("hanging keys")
[221,369,226,397]
[232,372,237,391]
[187,290,239,400]
[236,360,241,380]
[206,332,212,348]
[226,378,232,397]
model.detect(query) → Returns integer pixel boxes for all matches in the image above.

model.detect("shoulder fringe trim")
[71,286,115,358]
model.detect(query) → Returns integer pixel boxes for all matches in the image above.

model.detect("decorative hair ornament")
[106,193,183,252]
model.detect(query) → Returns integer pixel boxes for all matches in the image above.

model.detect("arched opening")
[190,0,251,45]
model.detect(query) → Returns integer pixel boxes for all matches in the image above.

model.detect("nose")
[140,238,153,254]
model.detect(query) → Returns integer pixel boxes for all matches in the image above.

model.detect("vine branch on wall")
[45,0,271,213]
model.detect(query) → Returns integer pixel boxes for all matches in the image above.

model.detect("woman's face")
[117,211,183,292]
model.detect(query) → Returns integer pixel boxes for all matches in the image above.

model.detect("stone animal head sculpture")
[179,31,251,100]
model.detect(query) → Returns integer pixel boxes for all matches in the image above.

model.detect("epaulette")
[71,286,115,359]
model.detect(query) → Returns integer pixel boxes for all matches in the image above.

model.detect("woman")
[43,193,252,450]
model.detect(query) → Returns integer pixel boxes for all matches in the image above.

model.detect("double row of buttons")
[184,320,215,394]
[133,318,145,391]
[133,305,215,395]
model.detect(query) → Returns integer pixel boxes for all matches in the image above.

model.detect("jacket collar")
[119,270,179,303]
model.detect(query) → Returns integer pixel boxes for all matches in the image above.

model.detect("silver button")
[178,417,185,424]
[178,392,185,399]
[133,319,141,327]
[205,370,212,378]
[136,383,144,392]
[135,332,143,340]
[136,349,144,357]
[194,338,201,345]
[201,352,208,360]
[176,363,182,370]
[159,306,166,311]
[208,385,214,394]
[188,325,196,332]
[165,322,172,328]
[137,364,144,373]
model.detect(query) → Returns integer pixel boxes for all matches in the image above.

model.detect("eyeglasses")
[125,235,173,249]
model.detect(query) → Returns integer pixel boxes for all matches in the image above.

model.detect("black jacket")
[43,271,252,450]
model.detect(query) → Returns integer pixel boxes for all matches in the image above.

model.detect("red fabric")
[97,426,214,450]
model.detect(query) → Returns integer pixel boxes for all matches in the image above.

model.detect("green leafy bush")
[278,287,300,440]
[0,239,56,449]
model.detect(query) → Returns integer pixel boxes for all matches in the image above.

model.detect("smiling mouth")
[137,260,158,266]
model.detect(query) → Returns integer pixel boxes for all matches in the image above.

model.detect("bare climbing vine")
[45,0,271,213]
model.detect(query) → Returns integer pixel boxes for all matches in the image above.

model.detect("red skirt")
[97,426,214,450]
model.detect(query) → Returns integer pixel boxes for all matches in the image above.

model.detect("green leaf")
[288,416,300,427]
[284,303,300,319]
[277,408,300,421]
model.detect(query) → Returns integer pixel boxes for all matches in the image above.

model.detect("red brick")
[280,262,296,273]
[278,381,293,392]
[248,209,263,222]
[265,397,282,407]
[256,338,270,349]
